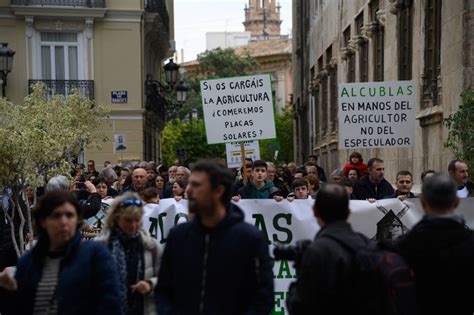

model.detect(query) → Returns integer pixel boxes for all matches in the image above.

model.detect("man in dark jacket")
[352,157,394,200]
[306,155,327,182]
[286,184,367,314]
[156,161,274,314]
[383,170,417,200]
[397,174,474,315]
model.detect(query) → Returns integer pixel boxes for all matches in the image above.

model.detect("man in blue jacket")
[156,160,274,314]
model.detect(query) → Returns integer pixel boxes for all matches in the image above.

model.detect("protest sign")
[143,197,474,314]
[114,134,127,152]
[226,140,260,168]
[338,80,416,149]
[200,74,276,144]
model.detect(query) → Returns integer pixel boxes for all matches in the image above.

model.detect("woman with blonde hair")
[97,192,160,315]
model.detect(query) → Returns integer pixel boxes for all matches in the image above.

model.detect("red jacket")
[342,162,368,176]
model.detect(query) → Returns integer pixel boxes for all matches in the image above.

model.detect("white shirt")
[457,186,469,198]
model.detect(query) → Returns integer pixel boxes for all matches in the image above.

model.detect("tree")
[0,84,109,256]
[197,47,259,79]
[444,89,474,171]
[260,107,294,163]
[161,119,225,165]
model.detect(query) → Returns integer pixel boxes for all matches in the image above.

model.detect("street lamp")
[163,58,180,86]
[0,43,15,98]
[175,80,188,104]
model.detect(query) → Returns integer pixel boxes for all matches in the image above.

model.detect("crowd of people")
[0,153,472,314]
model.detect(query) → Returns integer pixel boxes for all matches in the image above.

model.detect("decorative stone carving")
[388,0,412,14]
[327,57,338,70]
[25,16,34,38]
[376,9,386,26]
[85,18,93,39]
[35,20,84,32]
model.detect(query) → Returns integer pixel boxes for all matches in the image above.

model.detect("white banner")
[226,140,261,168]
[338,80,416,149]
[143,198,474,314]
[200,74,276,144]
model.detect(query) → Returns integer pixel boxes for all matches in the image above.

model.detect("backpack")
[323,234,418,315]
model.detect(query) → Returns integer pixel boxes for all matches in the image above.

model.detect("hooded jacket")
[287,221,367,314]
[397,216,474,315]
[342,161,369,177]
[156,203,274,315]
[238,180,280,199]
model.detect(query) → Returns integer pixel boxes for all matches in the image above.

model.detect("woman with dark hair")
[154,175,166,199]
[342,152,368,176]
[0,190,123,315]
[172,180,187,199]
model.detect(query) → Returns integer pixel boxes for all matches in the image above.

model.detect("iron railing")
[11,0,105,8]
[144,0,170,34]
[29,80,95,99]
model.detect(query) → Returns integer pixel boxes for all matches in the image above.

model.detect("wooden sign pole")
[241,142,248,184]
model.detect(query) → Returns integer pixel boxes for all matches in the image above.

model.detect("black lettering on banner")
[174,213,188,225]
[148,217,158,238]
[272,213,293,244]
[252,213,271,245]
[158,212,167,244]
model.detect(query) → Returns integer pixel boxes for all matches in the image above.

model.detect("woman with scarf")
[97,193,160,315]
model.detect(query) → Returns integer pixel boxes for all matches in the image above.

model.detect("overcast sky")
[174,0,292,63]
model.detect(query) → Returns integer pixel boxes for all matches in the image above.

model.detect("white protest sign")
[200,74,276,144]
[226,141,261,168]
[142,197,474,314]
[338,80,416,149]
[114,134,127,152]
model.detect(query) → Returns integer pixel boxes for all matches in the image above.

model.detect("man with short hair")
[287,184,367,313]
[384,170,416,200]
[397,174,474,314]
[448,159,473,198]
[330,169,344,183]
[122,168,148,194]
[176,166,191,182]
[306,155,327,182]
[237,160,281,199]
[232,158,253,197]
[168,165,178,184]
[352,158,394,200]
[287,179,310,201]
[156,161,274,314]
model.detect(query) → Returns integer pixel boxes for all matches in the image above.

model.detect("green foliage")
[197,48,259,78]
[161,119,225,165]
[444,89,474,171]
[260,107,294,163]
[0,84,109,255]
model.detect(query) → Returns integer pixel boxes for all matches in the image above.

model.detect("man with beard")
[156,161,274,314]
[352,157,394,200]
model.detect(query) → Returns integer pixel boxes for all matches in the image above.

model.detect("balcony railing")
[29,80,95,99]
[144,0,170,34]
[11,0,105,8]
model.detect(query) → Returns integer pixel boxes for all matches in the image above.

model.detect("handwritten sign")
[226,141,260,168]
[338,81,416,149]
[200,74,276,144]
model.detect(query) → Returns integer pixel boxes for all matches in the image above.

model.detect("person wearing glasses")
[0,190,122,315]
[97,193,160,315]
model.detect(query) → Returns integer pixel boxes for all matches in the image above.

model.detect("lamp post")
[163,58,180,87]
[0,43,15,98]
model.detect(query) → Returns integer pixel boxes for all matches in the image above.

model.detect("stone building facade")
[244,0,287,41]
[0,0,175,166]
[292,0,474,183]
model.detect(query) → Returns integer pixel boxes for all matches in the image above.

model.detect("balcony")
[144,0,170,34]
[29,80,95,99]
[11,0,105,8]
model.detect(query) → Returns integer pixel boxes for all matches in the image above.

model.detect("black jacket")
[316,165,327,182]
[287,221,367,314]
[352,175,394,200]
[156,204,274,314]
[397,216,474,315]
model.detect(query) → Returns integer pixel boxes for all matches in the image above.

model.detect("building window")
[423,0,442,108]
[39,32,80,80]
[356,12,368,82]
[318,56,328,137]
[344,26,355,83]
[311,66,320,143]
[326,45,337,133]
[370,0,384,82]
[398,0,413,80]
